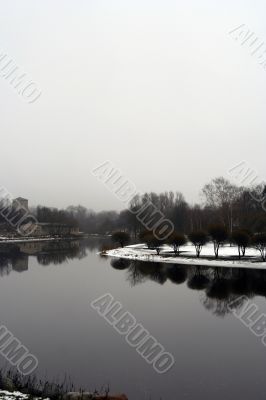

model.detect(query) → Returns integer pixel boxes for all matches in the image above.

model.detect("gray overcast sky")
[0,0,265,211]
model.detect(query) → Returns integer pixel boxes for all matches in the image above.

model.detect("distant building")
[29,223,80,237]
[9,197,80,238]
[12,197,29,211]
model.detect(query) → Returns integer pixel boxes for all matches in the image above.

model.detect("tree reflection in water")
[0,237,114,276]
[111,258,132,270]
[167,265,187,284]
[112,259,266,317]
[187,266,210,290]
[1,237,266,319]
[127,261,168,286]
[0,238,101,273]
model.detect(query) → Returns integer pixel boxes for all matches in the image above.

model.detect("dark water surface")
[0,238,266,400]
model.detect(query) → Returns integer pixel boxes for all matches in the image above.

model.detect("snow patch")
[0,390,49,399]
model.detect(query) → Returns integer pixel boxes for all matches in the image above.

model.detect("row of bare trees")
[111,227,266,261]
[187,228,266,261]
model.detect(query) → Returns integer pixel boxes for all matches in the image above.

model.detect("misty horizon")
[1,1,265,212]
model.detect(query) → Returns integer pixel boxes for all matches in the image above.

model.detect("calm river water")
[0,237,266,400]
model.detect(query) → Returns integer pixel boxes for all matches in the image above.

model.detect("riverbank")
[0,370,127,400]
[0,236,83,244]
[0,233,111,244]
[105,243,266,270]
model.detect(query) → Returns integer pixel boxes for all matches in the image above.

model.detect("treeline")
[0,176,257,240]
[35,206,78,226]
[29,176,266,235]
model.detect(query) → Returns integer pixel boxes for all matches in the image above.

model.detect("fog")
[0,0,265,210]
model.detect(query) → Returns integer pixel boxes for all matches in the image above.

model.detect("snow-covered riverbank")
[105,243,266,270]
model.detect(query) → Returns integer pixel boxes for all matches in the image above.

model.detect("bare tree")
[201,177,242,233]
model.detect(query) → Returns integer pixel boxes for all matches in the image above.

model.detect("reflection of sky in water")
[0,238,266,400]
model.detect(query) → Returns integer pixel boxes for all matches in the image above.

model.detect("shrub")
[167,232,187,255]
[252,232,266,261]
[208,224,228,259]
[231,230,250,259]
[144,232,164,255]
[111,231,130,248]
[188,231,208,258]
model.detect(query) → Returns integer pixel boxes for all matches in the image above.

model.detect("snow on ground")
[0,391,49,400]
[105,243,266,270]
[0,391,28,400]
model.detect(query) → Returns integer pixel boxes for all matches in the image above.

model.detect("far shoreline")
[0,235,85,244]
[0,232,112,245]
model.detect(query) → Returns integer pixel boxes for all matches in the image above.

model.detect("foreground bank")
[0,371,127,400]
[0,391,128,400]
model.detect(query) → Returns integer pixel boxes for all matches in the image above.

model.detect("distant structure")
[13,197,29,211]
[30,223,80,237]
[10,197,80,237]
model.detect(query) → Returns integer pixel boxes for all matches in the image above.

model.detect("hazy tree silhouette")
[139,230,152,245]
[202,177,242,232]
